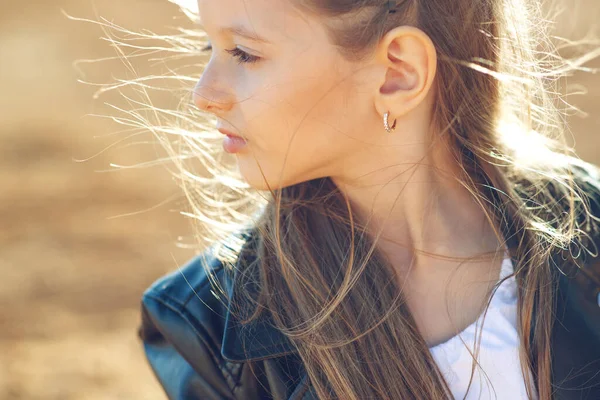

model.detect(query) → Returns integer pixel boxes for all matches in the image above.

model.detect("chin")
[236,160,277,191]
[236,161,304,192]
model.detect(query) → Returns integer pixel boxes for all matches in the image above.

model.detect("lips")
[216,125,248,153]
[217,127,242,139]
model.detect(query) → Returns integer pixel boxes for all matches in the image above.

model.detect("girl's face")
[194,0,393,191]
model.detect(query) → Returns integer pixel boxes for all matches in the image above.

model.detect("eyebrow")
[221,25,271,44]
[198,19,272,44]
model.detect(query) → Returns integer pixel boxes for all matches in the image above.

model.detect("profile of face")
[193,0,437,191]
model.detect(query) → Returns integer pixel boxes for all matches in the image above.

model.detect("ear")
[374,26,437,120]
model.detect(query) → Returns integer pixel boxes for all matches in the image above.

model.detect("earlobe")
[375,26,437,118]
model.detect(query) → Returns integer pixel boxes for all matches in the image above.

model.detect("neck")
[331,136,503,274]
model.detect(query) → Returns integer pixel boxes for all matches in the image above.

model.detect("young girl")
[137,0,600,398]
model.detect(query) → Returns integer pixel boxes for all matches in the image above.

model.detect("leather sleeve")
[136,250,271,400]
[549,160,600,399]
[138,291,238,400]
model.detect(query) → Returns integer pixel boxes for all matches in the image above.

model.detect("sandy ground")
[0,1,598,399]
[1,1,195,399]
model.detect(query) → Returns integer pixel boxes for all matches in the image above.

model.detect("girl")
[137,0,600,398]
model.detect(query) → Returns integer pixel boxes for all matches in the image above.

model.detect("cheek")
[236,59,364,187]
[247,69,357,155]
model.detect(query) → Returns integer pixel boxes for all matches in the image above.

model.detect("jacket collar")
[220,272,299,362]
[219,219,600,364]
[220,228,299,362]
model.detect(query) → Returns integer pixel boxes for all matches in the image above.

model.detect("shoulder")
[138,247,243,399]
[544,157,600,282]
[139,243,236,356]
[141,248,229,312]
[566,157,600,212]
[561,158,600,264]
[568,156,600,185]
[547,159,600,396]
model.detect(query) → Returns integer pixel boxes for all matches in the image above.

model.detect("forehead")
[197,0,313,42]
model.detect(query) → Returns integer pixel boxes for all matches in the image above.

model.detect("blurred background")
[0,0,598,399]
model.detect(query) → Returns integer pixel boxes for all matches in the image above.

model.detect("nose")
[192,76,232,115]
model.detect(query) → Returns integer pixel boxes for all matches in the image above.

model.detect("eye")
[225,47,261,65]
[201,42,261,65]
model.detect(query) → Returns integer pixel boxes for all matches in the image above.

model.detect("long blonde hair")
[80,0,600,398]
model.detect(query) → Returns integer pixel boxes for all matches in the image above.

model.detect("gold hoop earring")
[384,111,396,133]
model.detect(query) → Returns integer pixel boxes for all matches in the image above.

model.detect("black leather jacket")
[138,162,600,400]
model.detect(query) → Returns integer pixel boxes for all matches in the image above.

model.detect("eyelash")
[201,42,261,65]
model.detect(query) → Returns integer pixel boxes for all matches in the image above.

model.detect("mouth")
[217,126,248,154]
[217,127,243,139]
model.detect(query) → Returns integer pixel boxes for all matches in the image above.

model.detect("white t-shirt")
[429,253,537,399]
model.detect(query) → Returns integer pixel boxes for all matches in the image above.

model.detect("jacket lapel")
[220,228,299,363]
[220,279,300,363]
